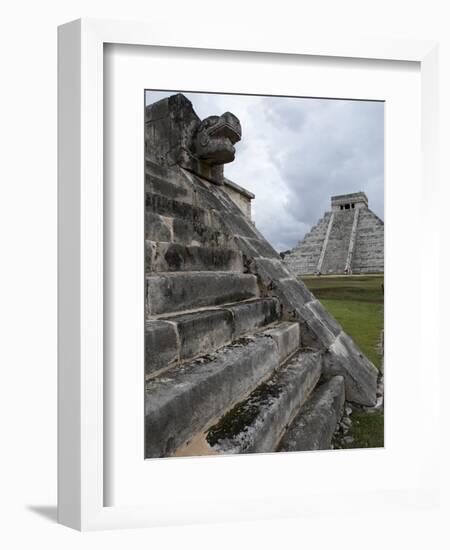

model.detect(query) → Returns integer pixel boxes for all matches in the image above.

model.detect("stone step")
[145,297,281,377]
[145,322,301,458]
[356,236,383,244]
[357,224,384,231]
[145,241,244,273]
[353,253,384,259]
[276,376,345,452]
[353,256,384,264]
[354,243,384,251]
[172,216,235,248]
[145,158,189,182]
[145,211,236,248]
[146,192,211,227]
[262,322,301,363]
[227,299,283,342]
[203,351,322,455]
[146,271,259,316]
[145,163,195,205]
[357,260,383,268]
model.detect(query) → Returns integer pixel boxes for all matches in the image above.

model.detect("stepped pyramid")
[145,94,378,459]
[284,193,384,275]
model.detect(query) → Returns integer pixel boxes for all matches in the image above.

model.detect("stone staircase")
[352,208,384,273]
[320,209,356,274]
[145,160,345,458]
[284,212,332,275]
[144,94,378,459]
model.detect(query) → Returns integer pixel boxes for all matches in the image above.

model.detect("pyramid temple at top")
[284,192,384,275]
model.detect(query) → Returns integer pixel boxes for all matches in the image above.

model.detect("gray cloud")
[145,90,384,252]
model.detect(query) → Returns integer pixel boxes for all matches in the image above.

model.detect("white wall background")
[0,1,448,548]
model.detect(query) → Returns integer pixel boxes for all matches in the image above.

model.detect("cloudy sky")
[145,90,384,252]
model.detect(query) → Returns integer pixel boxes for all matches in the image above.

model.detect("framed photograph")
[58,18,439,530]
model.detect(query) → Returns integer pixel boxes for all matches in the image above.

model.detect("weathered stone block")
[145,158,170,179]
[250,257,293,288]
[226,297,280,338]
[323,332,378,406]
[262,321,300,363]
[173,309,234,361]
[145,241,243,272]
[146,193,210,226]
[153,298,281,365]
[307,300,342,336]
[146,173,194,204]
[172,216,234,248]
[277,375,345,452]
[270,278,315,316]
[206,351,322,454]
[145,320,179,377]
[146,272,258,316]
[145,335,279,457]
[145,212,172,242]
[297,300,341,348]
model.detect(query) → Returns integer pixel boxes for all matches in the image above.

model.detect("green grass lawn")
[301,274,384,448]
[347,411,384,449]
[302,275,384,369]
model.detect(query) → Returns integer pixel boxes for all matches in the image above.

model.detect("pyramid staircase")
[145,160,345,458]
[284,212,332,275]
[320,209,356,274]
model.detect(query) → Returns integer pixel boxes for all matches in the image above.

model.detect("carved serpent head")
[191,111,242,165]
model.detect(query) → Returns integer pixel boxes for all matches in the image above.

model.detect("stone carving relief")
[191,112,241,165]
[145,94,242,185]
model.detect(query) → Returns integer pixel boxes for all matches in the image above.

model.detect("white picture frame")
[58,18,440,531]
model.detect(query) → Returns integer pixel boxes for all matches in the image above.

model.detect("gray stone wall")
[223,177,254,220]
